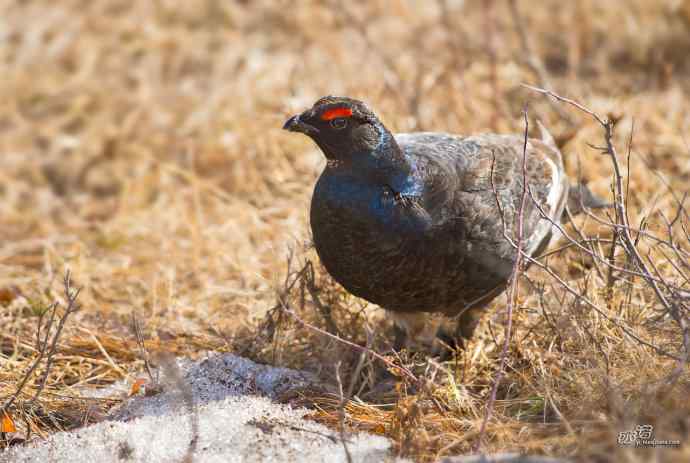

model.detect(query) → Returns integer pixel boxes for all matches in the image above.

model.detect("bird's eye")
[330,117,348,130]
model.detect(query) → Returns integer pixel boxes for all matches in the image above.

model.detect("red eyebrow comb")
[320,107,353,121]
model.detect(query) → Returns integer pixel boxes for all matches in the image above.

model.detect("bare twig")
[335,362,353,463]
[1,271,81,416]
[302,261,342,337]
[272,259,419,384]
[0,301,54,415]
[526,187,683,289]
[131,313,156,383]
[521,83,607,126]
[32,272,82,402]
[475,107,530,451]
[279,298,419,383]
[524,83,689,365]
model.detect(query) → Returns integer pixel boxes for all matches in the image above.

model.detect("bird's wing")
[397,132,568,281]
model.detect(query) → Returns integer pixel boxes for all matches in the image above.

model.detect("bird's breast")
[310,171,452,310]
[311,171,429,245]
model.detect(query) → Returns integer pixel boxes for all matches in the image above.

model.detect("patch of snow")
[1,353,407,463]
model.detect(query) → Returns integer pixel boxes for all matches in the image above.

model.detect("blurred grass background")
[1,0,690,461]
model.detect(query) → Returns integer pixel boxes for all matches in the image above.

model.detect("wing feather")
[396,132,567,284]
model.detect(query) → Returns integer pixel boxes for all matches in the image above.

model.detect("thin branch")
[335,362,353,463]
[524,83,689,363]
[521,83,607,126]
[32,272,82,402]
[131,313,155,383]
[279,296,419,383]
[475,107,530,451]
[1,271,81,416]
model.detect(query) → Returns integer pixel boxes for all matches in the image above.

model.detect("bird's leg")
[392,323,407,351]
[389,311,435,352]
[434,320,460,353]
[455,307,484,344]
[431,308,485,355]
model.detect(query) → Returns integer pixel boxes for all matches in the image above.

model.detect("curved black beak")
[282,114,319,135]
[282,115,301,131]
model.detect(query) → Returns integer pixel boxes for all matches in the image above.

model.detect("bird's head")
[283,96,391,163]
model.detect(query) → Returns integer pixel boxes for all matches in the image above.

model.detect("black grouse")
[284,96,588,351]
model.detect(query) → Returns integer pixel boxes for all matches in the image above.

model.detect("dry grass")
[1,0,689,461]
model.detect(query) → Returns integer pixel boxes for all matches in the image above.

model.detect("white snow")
[1,353,407,463]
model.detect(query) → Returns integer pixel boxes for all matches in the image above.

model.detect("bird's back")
[396,131,568,273]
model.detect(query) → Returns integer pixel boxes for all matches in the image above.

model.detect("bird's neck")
[351,125,422,197]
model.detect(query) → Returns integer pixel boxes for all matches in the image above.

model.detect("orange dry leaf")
[1,412,17,433]
[0,287,16,305]
[129,378,147,396]
[373,423,386,434]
